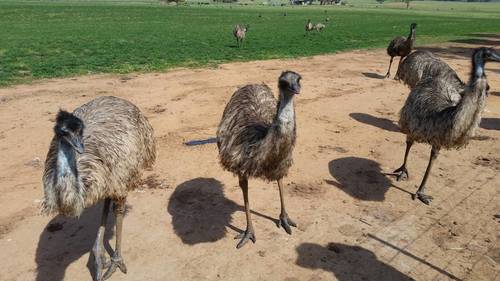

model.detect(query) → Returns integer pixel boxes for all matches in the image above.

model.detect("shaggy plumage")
[217,71,301,249]
[233,24,249,47]
[396,50,465,92]
[385,23,417,78]
[305,19,314,33]
[394,47,499,205]
[314,23,326,32]
[41,96,156,280]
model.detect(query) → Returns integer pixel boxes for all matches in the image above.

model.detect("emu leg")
[277,179,296,235]
[235,175,256,249]
[393,138,413,181]
[102,198,128,280]
[413,146,440,205]
[394,56,405,80]
[93,198,111,281]
[385,56,394,78]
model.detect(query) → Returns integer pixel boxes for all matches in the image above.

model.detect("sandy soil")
[0,39,499,281]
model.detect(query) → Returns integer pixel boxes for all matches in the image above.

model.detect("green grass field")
[0,0,499,86]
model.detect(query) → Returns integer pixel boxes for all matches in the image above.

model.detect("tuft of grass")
[0,1,498,86]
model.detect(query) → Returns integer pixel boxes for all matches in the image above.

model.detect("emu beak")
[491,51,500,62]
[66,136,85,154]
[290,85,301,95]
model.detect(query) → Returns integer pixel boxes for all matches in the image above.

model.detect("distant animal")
[325,16,330,22]
[315,23,326,32]
[396,50,465,91]
[284,12,287,16]
[385,23,417,78]
[217,71,302,248]
[393,47,499,205]
[233,24,249,48]
[42,96,156,280]
[305,19,314,35]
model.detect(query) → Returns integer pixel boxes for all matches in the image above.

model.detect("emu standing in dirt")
[217,71,302,249]
[396,50,465,90]
[42,96,156,280]
[233,24,249,48]
[394,47,499,204]
[385,23,417,78]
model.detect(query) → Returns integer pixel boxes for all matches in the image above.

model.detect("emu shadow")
[296,242,414,281]
[350,113,400,133]
[35,203,115,281]
[490,91,500,97]
[327,157,392,201]
[362,72,386,79]
[480,118,500,130]
[167,178,241,245]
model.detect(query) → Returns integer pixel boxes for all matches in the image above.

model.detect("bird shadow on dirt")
[480,118,500,130]
[167,177,278,245]
[349,113,400,133]
[326,157,412,201]
[35,203,115,281]
[295,242,415,281]
[362,72,386,80]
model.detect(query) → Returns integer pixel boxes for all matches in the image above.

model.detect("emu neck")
[407,28,416,47]
[275,90,295,132]
[56,139,78,181]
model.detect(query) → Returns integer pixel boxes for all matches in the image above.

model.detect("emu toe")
[278,213,297,235]
[393,166,409,181]
[235,229,256,249]
[412,192,433,205]
[102,255,127,280]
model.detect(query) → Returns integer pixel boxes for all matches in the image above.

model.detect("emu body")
[394,48,499,205]
[42,96,156,280]
[217,71,301,248]
[233,24,248,48]
[386,23,417,78]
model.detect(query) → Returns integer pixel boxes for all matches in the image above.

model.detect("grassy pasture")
[0,1,499,86]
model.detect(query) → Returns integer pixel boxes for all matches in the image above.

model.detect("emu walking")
[233,24,249,48]
[385,23,417,78]
[394,47,499,204]
[217,71,302,248]
[42,96,156,280]
[305,19,313,34]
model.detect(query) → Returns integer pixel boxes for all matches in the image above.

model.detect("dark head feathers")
[55,110,84,136]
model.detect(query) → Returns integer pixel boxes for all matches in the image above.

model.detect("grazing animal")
[394,47,499,204]
[325,16,330,22]
[305,19,314,34]
[42,96,156,280]
[385,23,417,78]
[396,50,465,91]
[233,24,249,48]
[315,23,326,32]
[217,71,302,248]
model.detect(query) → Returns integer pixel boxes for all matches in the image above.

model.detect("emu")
[396,50,465,91]
[233,24,249,48]
[41,96,156,280]
[217,71,302,248]
[385,23,417,78]
[305,19,313,34]
[394,47,499,205]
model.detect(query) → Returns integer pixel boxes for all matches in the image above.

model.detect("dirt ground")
[0,39,499,281]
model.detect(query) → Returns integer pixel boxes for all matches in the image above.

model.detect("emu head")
[54,110,85,154]
[278,71,302,97]
[410,23,417,30]
[472,47,500,78]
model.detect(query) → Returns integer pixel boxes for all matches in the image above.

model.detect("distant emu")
[233,24,249,47]
[42,96,156,280]
[315,23,326,32]
[396,50,465,91]
[385,23,417,78]
[305,19,314,34]
[394,47,499,204]
[217,71,302,248]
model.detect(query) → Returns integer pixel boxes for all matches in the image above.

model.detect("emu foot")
[235,229,256,249]
[278,213,297,235]
[93,244,109,281]
[393,166,409,181]
[102,255,127,280]
[385,73,391,79]
[412,192,433,205]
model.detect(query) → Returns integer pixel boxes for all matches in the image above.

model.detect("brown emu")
[42,96,156,280]
[217,71,302,249]
[394,47,499,204]
[385,23,417,78]
[396,50,465,91]
[314,23,326,32]
[233,24,249,48]
[305,19,314,34]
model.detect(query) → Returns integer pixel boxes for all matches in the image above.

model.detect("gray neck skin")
[56,139,78,180]
[472,55,485,80]
[276,90,295,126]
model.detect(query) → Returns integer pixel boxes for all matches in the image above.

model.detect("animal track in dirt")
[318,145,348,154]
[138,174,170,190]
[473,156,500,171]
[288,182,327,199]
[0,206,37,238]
[147,104,167,114]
